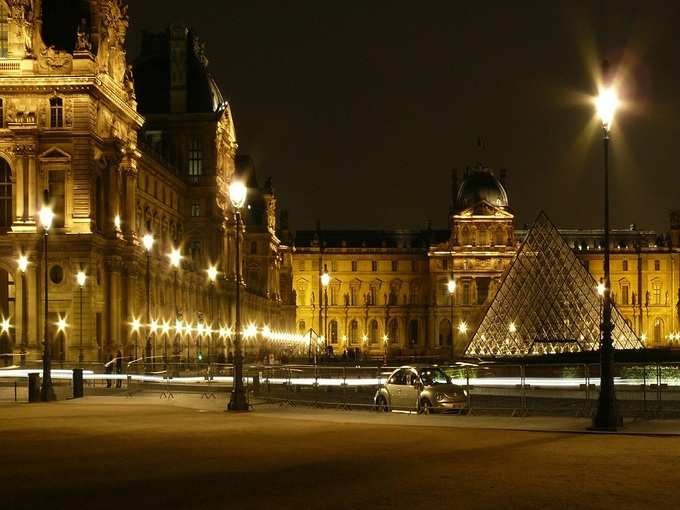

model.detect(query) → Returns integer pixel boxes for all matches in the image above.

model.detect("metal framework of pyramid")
[465,212,643,357]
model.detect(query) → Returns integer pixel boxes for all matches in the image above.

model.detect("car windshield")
[418,368,450,386]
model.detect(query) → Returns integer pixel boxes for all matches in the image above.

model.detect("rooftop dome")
[455,167,509,212]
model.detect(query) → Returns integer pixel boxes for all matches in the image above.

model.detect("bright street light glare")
[229,180,247,210]
[39,204,54,230]
[142,233,154,252]
[76,271,87,287]
[595,87,619,131]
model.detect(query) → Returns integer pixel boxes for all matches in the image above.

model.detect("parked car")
[374,365,467,413]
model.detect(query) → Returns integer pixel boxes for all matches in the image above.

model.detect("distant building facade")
[292,166,680,357]
[0,1,294,365]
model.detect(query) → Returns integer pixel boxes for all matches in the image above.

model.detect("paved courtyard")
[2,396,680,509]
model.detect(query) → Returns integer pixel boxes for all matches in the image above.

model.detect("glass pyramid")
[465,212,642,357]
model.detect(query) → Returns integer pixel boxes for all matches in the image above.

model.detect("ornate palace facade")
[292,167,680,358]
[0,1,294,365]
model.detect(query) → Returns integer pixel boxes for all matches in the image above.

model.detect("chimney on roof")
[169,25,188,113]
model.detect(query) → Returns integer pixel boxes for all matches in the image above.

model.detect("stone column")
[14,155,24,223]
[27,154,36,222]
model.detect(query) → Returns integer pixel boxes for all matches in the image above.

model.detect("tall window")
[371,261,377,272]
[0,5,7,58]
[463,282,471,305]
[0,159,10,228]
[50,98,64,128]
[408,320,418,345]
[191,199,200,217]
[188,137,202,183]
[622,260,628,271]
[0,98,4,128]
[369,286,377,305]
[654,260,661,271]
[391,260,398,272]
[653,281,661,305]
[349,320,358,343]
[329,320,338,344]
[351,261,357,272]
[654,318,663,343]
[439,319,452,346]
[621,284,629,305]
[388,319,399,344]
[350,286,358,306]
[48,171,65,228]
[330,286,337,306]
[369,319,379,344]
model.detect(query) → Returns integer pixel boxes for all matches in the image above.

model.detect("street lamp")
[76,270,86,365]
[227,179,249,411]
[447,277,456,360]
[17,255,28,365]
[207,265,218,364]
[592,65,620,431]
[168,246,181,365]
[39,191,55,402]
[321,264,330,351]
[143,233,154,369]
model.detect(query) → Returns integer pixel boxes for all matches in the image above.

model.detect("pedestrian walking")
[115,350,123,389]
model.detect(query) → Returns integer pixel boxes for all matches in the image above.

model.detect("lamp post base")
[40,384,56,402]
[227,390,249,411]
[590,398,620,431]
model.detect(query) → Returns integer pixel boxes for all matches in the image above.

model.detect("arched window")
[408,320,419,346]
[369,319,379,344]
[0,158,11,228]
[0,5,7,58]
[329,320,338,344]
[439,319,452,346]
[654,318,663,343]
[50,97,63,128]
[349,320,358,344]
[388,318,399,344]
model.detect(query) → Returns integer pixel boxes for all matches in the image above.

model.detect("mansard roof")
[294,229,449,250]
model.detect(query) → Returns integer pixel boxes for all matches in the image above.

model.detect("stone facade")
[0,1,294,365]
[292,167,680,357]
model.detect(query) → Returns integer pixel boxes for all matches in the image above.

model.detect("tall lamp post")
[142,234,154,369]
[321,264,330,351]
[76,271,87,365]
[447,277,456,361]
[168,247,181,366]
[39,192,55,401]
[227,179,249,411]
[592,71,620,431]
[17,255,28,365]
[207,265,218,364]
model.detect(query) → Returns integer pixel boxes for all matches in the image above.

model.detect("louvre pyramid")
[465,212,643,357]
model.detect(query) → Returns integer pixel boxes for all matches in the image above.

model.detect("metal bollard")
[72,368,84,399]
[28,373,40,403]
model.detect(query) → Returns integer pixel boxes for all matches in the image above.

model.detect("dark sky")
[128,1,680,233]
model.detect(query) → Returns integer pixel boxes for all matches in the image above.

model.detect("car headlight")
[434,392,446,401]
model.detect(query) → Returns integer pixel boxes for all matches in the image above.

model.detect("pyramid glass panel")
[466,212,642,357]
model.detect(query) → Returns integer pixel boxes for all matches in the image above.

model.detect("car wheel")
[375,395,389,412]
[419,399,432,415]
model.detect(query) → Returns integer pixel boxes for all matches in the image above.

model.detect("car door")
[402,370,421,411]
[385,369,406,408]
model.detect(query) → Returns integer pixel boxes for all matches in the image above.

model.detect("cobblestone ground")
[2,397,680,510]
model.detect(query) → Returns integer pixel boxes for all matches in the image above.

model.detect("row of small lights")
[129,320,309,345]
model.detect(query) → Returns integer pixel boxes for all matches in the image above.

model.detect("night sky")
[128,1,680,233]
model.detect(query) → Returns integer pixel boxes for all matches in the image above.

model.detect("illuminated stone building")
[0,1,293,365]
[292,166,680,357]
